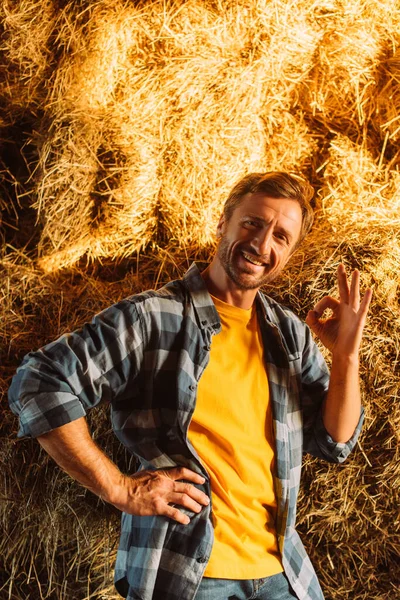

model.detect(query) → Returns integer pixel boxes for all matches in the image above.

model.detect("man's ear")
[216,214,225,239]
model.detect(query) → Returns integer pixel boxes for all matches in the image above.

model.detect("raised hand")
[305,264,372,358]
[110,466,210,525]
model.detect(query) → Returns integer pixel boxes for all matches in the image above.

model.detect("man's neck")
[200,260,258,310]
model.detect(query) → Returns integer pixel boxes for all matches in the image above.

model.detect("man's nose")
[253,228,273,256]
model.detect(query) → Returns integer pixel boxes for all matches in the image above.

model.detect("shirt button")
[197,556,208,563]
[189,385,196,391]
[203,345,210,351]
[201,320,207,326]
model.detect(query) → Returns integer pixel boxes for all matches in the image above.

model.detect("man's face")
[216,193,303,290]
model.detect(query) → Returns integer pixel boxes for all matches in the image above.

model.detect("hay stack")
[153,0,321,247]
[36,1,163,271]
[1,0,400,598]
[0,0,58,243]
[320,134,400,320]
[374,43,400,142]
[18,0,324,270]
[300,0,399,136]
[0,0,56,123]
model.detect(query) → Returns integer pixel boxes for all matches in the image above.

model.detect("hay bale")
[0,0,56,123]
[373,44,400,142]
[1,0,400,598]
[0,0,57,249]
[321,135,400,308]
[299,0,399,136]
[31,0,323,269]
[152,0,321,247]
[35,1,163,272]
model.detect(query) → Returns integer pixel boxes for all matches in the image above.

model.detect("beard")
[217,236,281,290]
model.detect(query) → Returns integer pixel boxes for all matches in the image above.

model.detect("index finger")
[312,295,340,317]
[164,467,206,485]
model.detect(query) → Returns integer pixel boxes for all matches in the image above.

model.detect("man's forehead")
[238,193,302,224]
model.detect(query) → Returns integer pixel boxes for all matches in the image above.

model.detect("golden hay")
[0,0,56,123]
[319,135,400,309]
[374,45,400,142]
[1,0,400,598]
[29,0,400,270]
[300,0,400,134]
[153,0,321,247]
[35,2,163,271]
[32,0,323,270]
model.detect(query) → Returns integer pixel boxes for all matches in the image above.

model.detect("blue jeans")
[194,572,297,600]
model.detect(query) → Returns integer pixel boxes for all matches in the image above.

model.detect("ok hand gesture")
[305,264,372,358]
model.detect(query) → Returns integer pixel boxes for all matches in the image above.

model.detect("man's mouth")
[241,251,268,267]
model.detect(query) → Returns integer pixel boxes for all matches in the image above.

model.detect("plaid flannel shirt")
[9,263,363,600]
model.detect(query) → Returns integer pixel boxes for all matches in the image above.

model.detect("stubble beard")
[217,236,280,290]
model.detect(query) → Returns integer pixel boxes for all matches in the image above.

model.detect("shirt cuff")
[313,406,365,463]
[18,392,87,438]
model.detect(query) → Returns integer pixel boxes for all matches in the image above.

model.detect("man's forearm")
[37,416,123,503]
[37,415,210,524]
[322,353,361,443]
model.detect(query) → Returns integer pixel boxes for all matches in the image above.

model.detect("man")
[9,172,372,600]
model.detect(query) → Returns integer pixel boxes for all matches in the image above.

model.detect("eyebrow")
[243,214,267,224]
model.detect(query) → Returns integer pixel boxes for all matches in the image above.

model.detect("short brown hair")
[223,172,314,249]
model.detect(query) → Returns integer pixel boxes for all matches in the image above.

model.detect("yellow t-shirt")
[188,295,283,579]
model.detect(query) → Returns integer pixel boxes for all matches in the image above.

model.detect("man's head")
[222,172,314,249]
[215,172,314,291]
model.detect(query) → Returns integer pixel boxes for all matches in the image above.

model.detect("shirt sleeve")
[8,299,144,439]
[300,324,364,463]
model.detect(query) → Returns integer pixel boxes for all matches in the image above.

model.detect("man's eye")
[244,220,258,227]
[275,232,288,243]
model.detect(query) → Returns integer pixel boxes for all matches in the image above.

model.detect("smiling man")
[204,190,304,302]
[9,172,372,600]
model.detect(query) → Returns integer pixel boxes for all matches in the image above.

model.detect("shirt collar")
[182,262,277,332]
[182,263,221,332]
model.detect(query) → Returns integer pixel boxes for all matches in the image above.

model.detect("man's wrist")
[331,351,360,367]
[92,463,127,505]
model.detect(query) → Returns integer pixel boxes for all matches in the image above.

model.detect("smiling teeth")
[242,252,265,266]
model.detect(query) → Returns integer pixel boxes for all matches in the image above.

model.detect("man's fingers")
[359,288,373,320]
[169,492,203,514]
[305,310,320,329]
[165,467,206,485]
[162,504,191,525]
[174,481,210,506]
[114,468,210,524]
[349,269,360,309]
[312,296,340,317]
[337,263,350,303]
